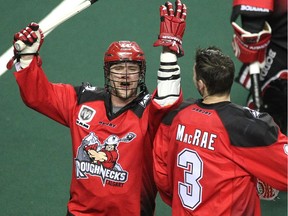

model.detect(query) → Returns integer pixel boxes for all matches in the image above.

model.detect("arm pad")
[154,52,180,106]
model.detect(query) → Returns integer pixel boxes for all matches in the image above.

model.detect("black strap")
[15,52,39,62]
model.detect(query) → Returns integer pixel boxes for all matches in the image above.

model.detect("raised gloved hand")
[7,22,44,69]
[257,179,279,201]
[153,0,187,57]
[231,21,271,68]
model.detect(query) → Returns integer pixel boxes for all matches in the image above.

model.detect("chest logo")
[75,132,136,187]
[76,105,96,129]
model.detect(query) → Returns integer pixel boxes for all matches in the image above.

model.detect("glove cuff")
[19,53,39,68]
[232,22,271,65]
[20,58,33,69]
[158,33,182,44]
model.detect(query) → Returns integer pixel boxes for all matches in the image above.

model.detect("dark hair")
[194,46,235,95]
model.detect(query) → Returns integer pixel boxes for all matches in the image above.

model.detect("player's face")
[105,144,115,151]
[109,62,140,99]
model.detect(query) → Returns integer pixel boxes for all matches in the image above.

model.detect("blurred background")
[0,0,286,215]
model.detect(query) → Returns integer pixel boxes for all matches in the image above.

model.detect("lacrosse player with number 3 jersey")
[9,1,187,215]
[153,47,288,216]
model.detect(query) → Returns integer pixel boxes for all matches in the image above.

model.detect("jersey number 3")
[177,148,203,210]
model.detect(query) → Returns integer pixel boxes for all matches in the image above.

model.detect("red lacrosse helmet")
[103,41,147,98]
[104,41,145,63]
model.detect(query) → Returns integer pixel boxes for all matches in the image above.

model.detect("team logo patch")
[76,105,96,129]
[139,94,150,108]
[75,132,136,187]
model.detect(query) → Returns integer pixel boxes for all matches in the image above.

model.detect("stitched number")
[177,149,203,210]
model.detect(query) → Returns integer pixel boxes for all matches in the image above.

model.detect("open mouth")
[120,82,131,87]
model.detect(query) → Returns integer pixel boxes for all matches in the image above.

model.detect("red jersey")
[14,57,182,216]
[153,99,288,216]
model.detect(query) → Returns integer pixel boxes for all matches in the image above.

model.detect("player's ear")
[195,79,206,97]
[197,79,205,92]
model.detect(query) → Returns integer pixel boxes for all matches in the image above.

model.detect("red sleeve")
[153,123,172,206]
[150,91,183,206]
[148,89,183,138]
[14,57,77,126]
[233,0,274,10]
[232,132,288,190]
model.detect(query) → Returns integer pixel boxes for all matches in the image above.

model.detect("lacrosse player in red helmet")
[9,1,187,215]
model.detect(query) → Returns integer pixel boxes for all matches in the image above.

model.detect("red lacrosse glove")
[231,21,271,68]
[257,179,279,201]
[153,0,187,57]
[7,22,44,69]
